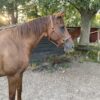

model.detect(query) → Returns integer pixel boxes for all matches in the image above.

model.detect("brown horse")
[0,11,73,100]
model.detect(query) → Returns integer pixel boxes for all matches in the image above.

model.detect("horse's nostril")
[61,39,64,44]
[63,40,65,43]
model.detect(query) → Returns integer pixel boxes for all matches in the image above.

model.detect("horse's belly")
[0,40,29,76]
[0,48,20,76]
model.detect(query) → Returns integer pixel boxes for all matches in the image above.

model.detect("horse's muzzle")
[64,40,74,53]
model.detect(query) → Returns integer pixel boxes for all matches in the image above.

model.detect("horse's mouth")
[64,48,74,53]
[64,41,74,53]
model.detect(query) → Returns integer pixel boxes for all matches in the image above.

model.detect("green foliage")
[38,0,59,15]
[0,0,29,12]
[26,0,62,18]
[86,50,98,62]
[91,13,100,27]
[25,0,81,26]
[67,0,100,13]
[75,44,100,63]
[64,3,81,26]
[0,0,31,24]
[0,0,99,27]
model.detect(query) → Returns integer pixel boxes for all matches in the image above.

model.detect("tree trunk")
[79,13,92,45]
[9,2,18,25]
[11,10,18,24]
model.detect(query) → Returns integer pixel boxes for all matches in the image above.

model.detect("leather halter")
[48,15,71,47]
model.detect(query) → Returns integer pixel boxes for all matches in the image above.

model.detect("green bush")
[86,50,98,62]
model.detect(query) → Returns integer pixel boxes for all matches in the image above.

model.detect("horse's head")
[47,11,74,52]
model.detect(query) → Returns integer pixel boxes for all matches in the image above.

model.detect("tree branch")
[67,0,82,13]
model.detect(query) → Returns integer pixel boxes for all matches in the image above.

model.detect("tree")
[0,0,30,24]
[66,0,100,45]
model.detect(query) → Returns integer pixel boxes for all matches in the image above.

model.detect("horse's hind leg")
[7,75,17,100]
[16,74,23,100]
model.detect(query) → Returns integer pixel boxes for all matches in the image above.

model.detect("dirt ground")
[0,61,100,100]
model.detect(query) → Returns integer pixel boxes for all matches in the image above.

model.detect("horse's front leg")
[7,75,17,100]
[16,74,23,100]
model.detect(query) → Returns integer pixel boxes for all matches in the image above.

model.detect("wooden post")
[97,51,100,62]
[97,29,100,61]
[97,29,100,43]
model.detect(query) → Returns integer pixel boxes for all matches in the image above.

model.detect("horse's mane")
[17,16,49,37]
[0,16,49,37]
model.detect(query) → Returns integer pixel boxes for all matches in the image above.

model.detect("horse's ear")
[54,11,64,17]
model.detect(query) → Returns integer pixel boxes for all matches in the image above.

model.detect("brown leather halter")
[48,15,71,47]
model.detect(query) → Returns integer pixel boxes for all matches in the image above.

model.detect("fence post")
[97,29,100,61]
[97,29,100,43]
[97,51,100,62]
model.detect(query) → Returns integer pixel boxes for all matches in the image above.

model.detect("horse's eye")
[57,16,62,19]
[60,26,65,33]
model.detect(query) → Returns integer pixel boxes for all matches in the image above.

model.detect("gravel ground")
[0,61,100,100]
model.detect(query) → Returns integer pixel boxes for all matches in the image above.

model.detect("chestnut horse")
[0,12,73,100]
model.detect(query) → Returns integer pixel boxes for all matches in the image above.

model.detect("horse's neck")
[22,17,49,56]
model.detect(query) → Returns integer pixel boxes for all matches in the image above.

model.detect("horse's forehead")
[53,16,64,23]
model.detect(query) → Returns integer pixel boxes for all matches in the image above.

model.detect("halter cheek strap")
[48,15,71,47]
[48,16,54,40]
[50,16,54,30]
[48,16,61,47]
